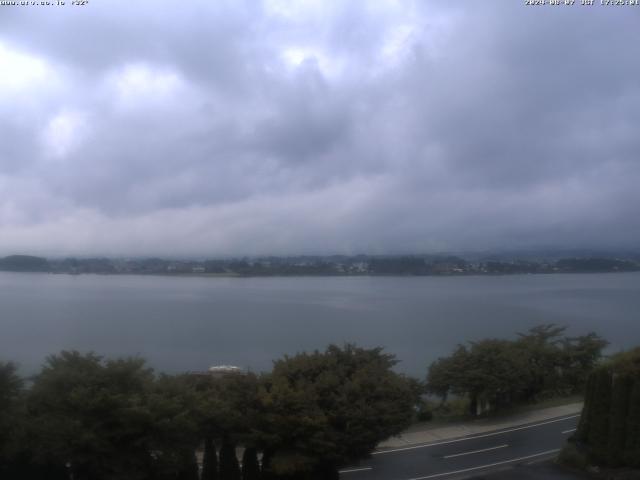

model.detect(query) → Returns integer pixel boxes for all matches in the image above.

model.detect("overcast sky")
[0,0,638,257]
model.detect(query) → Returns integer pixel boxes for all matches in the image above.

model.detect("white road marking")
[525,457,552,466]
[562,428,577,434]
[373,414,579,455]
[443,444,508,459]
[338,467,373,474]
[405,449,561,480]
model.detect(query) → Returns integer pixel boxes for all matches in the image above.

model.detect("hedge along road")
[339,414,579,480]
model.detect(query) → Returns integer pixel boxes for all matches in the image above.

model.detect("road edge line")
[373,414,579,455]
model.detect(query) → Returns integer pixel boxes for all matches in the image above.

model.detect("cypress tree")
[576,373,595,442]
[241,447,261,480]
[260,450,275,480]
[624,379,640,467]
[586,367,613,463]
[202,437,219,480]
[219,441,241,480]
[177,450,199,480]
[607,374,633,466]
[579,348,640,468]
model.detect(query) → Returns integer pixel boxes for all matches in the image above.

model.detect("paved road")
[339,414,579,480]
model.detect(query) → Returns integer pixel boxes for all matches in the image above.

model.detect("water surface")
[1,272,638,377]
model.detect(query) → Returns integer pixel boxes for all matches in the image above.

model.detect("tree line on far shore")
[1,253,639,276]
[0,325,609,480]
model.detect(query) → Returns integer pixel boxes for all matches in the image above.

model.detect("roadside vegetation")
[0,345,417,480]
[559,347,640,476]
[425,325,607,416]
[0,325,610,479]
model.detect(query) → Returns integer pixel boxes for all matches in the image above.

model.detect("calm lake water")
[1,272,639,377]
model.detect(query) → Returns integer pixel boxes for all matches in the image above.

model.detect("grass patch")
[409,394,583,430]
[482,394,583,420]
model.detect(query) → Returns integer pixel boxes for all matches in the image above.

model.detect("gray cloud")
[0,0,639,256]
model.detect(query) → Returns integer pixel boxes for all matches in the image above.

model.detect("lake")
[1,272,638,377]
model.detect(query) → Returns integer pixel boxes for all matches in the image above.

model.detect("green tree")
[574,347,640,468]
[241,447,260,480]
[625,379,640,467]
[586,367,613,463]
[145,374,201,480]
[463,340,529,413]
[219,440,241,480]
[190,372,262,450]
[259,344,416,477]
[607,374,633,465]
[176,450,199,480]
[25,351,203,480]
[0,362,25,477]
[202,437,219,480]
[426,347,467,403]
[428,340,529,414]
[26,352,157,480]
[560,332,609,393]
[428,325,608,413]
[516,324,567,399]
[260,449,275,480]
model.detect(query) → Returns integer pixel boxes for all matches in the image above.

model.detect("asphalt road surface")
[339,414,580,480]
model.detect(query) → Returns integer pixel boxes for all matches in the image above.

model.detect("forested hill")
[0,255,49,272]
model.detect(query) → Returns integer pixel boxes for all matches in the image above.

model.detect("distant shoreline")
[1,253,638,277]
[1,270,639,279]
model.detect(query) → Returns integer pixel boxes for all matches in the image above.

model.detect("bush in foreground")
[0,344,417,479]
[575,347,640,468]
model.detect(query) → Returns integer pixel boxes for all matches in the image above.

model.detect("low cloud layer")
[1,0,639,256]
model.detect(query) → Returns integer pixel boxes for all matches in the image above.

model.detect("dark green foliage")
[26,351,156,479]
[202,437,219,480]
[0,345,417,479]
[576,347,640,468]
[585,368,613,463]
[624,380,640,467]
[25,351,201,480]
[177,450,199,480]
[415,399,434,422]
[607,375,633,465]
[465,339,529,413]
[219,441,241,480]
[427,324,608,413]
[518,324,568,398]
[241,447,260,480]
[426,345,467,402]
[576,373,595,442]
[145,375,201,479]
[260,344,416,476]
[0,362,24,476]
[561,332,610,392]
[189,371,262,442]
[260,450,275,480]
[558,444,588,470]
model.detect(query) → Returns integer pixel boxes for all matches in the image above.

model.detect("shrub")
[558,443,588,470]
